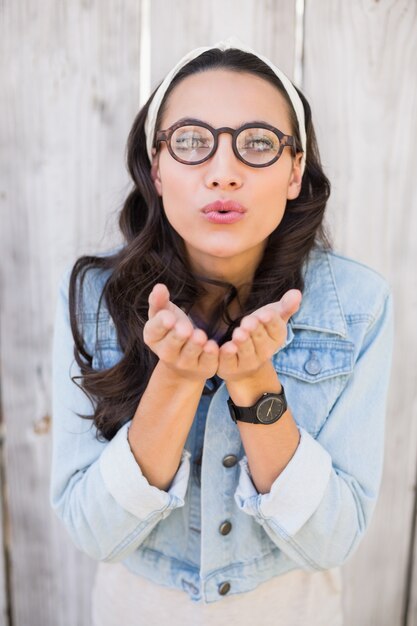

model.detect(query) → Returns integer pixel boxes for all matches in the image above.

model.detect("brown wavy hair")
[68,48,332,441]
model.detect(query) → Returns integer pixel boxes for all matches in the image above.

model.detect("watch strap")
[227,387,287,424]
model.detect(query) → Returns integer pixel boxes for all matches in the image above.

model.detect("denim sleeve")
[49,267,190,562]
[234,289,394,571]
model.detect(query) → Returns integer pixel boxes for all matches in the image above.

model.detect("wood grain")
[150,0,296,86]
[304,1,417,624]
[0,1,140,624]
[0,424,8,625]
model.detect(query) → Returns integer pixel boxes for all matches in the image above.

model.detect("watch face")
[256,396,285,424]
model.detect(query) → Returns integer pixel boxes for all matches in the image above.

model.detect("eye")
[176,135,210,150]
[237,128,279,155]
[172,127,212,152]
[244,136,275,152]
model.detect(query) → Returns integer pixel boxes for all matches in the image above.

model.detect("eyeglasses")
[154,119,296,168]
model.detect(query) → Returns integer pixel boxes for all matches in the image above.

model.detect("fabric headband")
[144,36,307,175]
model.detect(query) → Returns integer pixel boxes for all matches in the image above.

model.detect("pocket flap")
[273,338,354,383]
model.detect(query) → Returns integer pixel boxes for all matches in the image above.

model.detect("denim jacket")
[50,245,394,604]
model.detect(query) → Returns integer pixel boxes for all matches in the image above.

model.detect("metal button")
[304,357,322,375]
[218,581,231,595]
[219,520,232,535]
[222,454,238,467]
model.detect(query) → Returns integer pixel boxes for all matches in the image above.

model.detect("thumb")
[279,289,302,324]
[148,283,170,319]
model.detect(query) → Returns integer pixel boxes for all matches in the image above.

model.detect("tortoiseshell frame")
[155,118,296,168]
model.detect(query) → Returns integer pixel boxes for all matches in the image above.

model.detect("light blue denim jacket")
[50,245,394,604]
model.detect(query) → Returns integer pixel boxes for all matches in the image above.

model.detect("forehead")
[160,69,292,131]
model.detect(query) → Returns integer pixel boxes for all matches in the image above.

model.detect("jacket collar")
[111,243,347,338]
[289,247,348,338]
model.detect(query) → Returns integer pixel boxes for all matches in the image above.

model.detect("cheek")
[255,175,289,219]
[159,159,192,204]
[160,181,189,220]
[158,171,195,234]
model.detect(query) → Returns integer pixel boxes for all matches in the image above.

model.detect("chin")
[204,246,244,259]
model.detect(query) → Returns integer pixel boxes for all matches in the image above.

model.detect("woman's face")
[151,69,303,280]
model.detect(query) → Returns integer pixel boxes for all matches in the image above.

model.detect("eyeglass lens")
[170,124,281,165]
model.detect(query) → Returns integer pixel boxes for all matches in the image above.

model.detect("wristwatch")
[227,386,288,425]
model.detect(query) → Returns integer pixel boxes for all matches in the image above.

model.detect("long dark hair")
[68,48,332,441]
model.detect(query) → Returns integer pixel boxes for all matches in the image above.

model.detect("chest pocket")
[272,337,355,436]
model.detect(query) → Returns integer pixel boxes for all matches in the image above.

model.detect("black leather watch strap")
[228,387,287,425]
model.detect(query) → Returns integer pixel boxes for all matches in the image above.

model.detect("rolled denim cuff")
[234,426,332,536]
[100,421,191,520]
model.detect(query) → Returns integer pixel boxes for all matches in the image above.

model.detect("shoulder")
[303,246,392,323]
[55,244,124,357]
[326,249,390,298]
[57,243,123,317]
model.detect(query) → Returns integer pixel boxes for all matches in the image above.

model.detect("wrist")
[155,360,207,390]
[225,361,282,406]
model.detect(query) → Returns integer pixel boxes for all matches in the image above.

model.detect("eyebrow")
[173,116,273,128]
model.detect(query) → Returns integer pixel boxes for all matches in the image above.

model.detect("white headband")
[144,36,306,175]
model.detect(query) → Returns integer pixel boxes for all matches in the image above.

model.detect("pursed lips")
[200,200,247,214]
[200,200,247,224]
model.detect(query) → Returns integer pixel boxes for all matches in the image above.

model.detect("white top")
[91,561,344,626]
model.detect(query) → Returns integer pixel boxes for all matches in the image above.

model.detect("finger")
[176,328,208,364]
[254,309,274,325]
[156,322,194,362]
[246,317,277,359]
[239,313,286,357]
[143,309,176,345]
[262,312,287,343]
[218,341,238,373]
[202,338,220,355]
[232,325,250,342]
[232,323,257,360]
[239,315,262,334]
[278,289,302,324]
[250,291,302,326]
[199,339,220,370]
[148,283,170,318]
[176,332,218,377]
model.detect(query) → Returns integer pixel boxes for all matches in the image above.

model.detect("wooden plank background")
[0,1,139,624]
[0,0,415,624]
[0,423,8,626]
[303,2,417,624]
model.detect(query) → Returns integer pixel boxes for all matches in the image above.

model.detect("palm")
[144,284,219,381]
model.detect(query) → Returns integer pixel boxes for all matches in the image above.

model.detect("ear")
[150,148,163,196]
[286,152,303,200]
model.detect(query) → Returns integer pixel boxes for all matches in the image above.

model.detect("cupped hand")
[217,289,302,382]
[143,283,219,381]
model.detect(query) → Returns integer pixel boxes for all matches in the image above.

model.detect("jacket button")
[223,454,238,467]
[304,357,322,375]
[218,581,231,595]
[219,520,232,535]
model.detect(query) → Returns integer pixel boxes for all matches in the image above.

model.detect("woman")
[50,38,394,625]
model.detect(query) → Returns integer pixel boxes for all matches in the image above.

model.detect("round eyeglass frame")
[154,119,297,168]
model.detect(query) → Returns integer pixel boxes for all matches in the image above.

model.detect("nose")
[204,133,243,190]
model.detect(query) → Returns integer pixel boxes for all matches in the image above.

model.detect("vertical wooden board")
[304,1,417,625]
[0,1,141,624]
[408,476,417,626]
[0,425,8,625]
[150,0,296,87]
